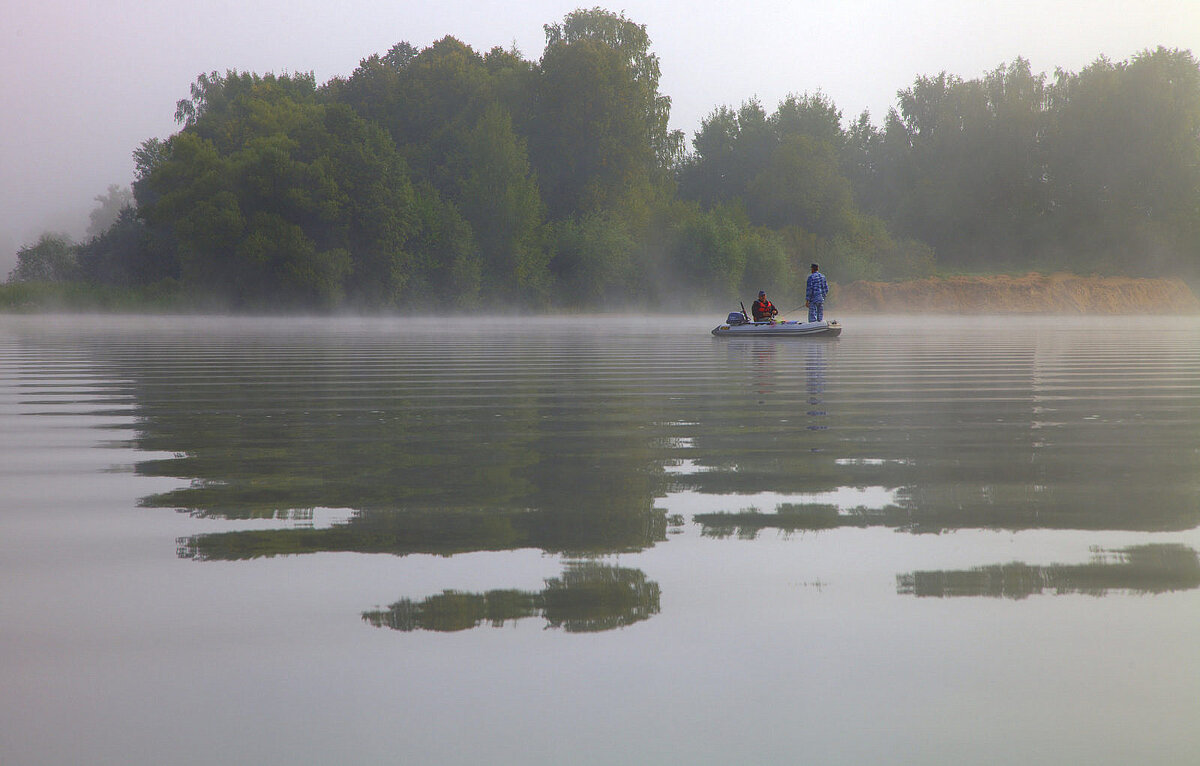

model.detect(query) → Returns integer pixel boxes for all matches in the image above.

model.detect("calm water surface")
[2,314,1199,765]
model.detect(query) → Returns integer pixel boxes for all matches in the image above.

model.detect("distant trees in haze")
[87,185,134,239]
[847,49,1200,277]
[677,93,935,282]
[8,9,1200,310]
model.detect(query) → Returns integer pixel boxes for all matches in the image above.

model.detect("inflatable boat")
[712,312,842,337]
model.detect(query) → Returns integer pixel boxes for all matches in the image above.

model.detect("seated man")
[751,291,778,322]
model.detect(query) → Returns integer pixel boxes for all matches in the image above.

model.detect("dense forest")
[8,8,1200,310]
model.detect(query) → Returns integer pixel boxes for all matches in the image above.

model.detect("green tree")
[772,91,843,146]
[745,134,854,236]
[678,92,910,288]
[657,202,790,300]
[8,234,77,283]
[542,7,681,169]
[403,185,483,308]
[680,95,857,236]
[547,212,636,305]
[139,72,420,307]
[447,103,547,300]
[677,105,741,208]
[77,207,178,286]
[336,38,499,189]
[890,71,994,265]
[1045,48,1200,274]
[132,137,170,211]
[531,8,680,219]
[333,38,547,303]
[865,50,1200,274]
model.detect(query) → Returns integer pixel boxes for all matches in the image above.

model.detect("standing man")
[805,263,829,322]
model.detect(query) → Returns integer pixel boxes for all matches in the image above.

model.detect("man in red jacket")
[751,291,778,322]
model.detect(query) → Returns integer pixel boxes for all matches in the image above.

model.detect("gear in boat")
[712,311,842,337]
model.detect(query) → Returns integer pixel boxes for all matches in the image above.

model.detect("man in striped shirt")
[805,263,829,322]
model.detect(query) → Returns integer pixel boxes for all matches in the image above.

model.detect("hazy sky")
[3,0,1198,274]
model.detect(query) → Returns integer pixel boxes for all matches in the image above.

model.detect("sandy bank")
[834,273,1200,314]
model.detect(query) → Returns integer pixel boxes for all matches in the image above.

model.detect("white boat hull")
[712,319,842,337]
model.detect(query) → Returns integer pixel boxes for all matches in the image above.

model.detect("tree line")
[9,8,1200,310]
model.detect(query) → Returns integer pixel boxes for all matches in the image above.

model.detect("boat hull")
[712,319,842,337]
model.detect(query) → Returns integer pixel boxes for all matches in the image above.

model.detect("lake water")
[3,314,1199,765]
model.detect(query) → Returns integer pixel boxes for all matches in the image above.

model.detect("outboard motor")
[726,311,747,326]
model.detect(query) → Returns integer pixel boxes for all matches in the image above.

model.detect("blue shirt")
[806,271,828,303]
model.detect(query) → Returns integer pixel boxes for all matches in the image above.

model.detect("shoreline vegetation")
[836,273,1200,314]
[8,9,1200,312]
[3,273,1196,315]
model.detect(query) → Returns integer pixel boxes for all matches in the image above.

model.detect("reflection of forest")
[689,335,1200,534]
[92,332,670,560]
[180,505,667,560]
[362,563,660,633]
[696,505,877,538]
[897,544,1200,599]
[58,323,1200,567]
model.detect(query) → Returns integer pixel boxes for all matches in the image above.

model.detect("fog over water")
[5,0,1199,273]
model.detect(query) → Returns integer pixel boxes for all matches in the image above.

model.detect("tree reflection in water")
[362,562,660,633]
[897,544,1200,599]
[44,320,1200,630]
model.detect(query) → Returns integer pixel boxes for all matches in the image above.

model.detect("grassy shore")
[835,273,1200,314]
[0,280,191,313]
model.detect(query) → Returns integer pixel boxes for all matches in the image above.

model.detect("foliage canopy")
[11,9,1200,309]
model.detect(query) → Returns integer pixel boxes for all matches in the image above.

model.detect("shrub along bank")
[834,274,1200,314]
